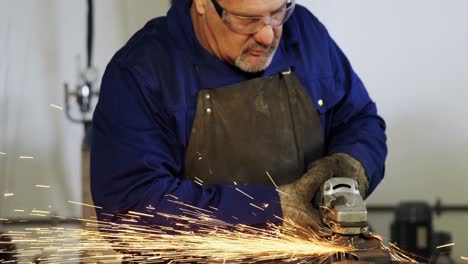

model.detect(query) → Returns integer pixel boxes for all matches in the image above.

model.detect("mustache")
[242,38,279,54]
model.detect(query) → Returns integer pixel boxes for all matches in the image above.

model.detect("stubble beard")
[235,39,279,73]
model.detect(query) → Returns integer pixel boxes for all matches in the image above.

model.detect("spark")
[461,256,468,261]
[128,211,155,218]
[4,212,353,263]
[35,185,51,188]
[164,194,179,200]
[31,210,50,214]
[2,201,419,263]
[29,213,47,217]
[13,209,25,212]
[276,188,288,196]
[0,151,6,155]
[194,180,203,186]
[320,205,337,216]
[235,187,254,200]
[166,199,213,214]
[6,216,415,264]
[0,218,8,221]
[194,177,204,183]
[436,242,455,249]
[49,103,63,110]
[3,193,14,197]
[250,203,265,211]
[265,171,289,196]
[18,156,34,159]
[387,243,419,263]
[68,200,103,209]
[194,177,204,186]
[266,171,278,189]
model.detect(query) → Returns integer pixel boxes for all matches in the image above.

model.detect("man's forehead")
[218,0,286,16]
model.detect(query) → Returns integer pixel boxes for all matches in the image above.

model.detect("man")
[91,0,387,230]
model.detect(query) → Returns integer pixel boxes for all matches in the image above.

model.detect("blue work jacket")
[91,0,387,226]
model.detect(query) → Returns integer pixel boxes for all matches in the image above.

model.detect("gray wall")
[0,0,170,218]
[1,0,467,261]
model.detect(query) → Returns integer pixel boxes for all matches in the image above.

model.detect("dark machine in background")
[431,232,456,264]
[392,202,433,262]
[389,201,458,264]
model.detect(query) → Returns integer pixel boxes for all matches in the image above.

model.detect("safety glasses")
[211,0,296,35]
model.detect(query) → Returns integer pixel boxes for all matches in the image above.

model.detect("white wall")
[1,0,467,261]
[300,0,468,260]
[0,0,169,219]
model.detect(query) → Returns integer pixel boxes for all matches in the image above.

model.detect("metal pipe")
[368,198,468,215]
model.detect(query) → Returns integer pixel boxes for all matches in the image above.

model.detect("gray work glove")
[277,153,368,229]
[310,153,369,197]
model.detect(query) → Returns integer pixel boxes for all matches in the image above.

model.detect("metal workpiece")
[331,261,417,264]
[330,259,420,264]
[328,248,396,263]
[327,240,422,264]
[325,234,390,264]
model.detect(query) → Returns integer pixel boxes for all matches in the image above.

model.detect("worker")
[91,0,387,230]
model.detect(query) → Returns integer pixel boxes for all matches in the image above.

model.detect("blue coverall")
[91,1,387,226]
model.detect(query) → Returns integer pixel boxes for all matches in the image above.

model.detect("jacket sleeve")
[91,60,282,226]
[325,36,388,196]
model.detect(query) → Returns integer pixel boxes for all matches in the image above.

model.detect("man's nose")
[252,25,275,47]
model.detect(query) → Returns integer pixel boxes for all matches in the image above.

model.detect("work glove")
[277,153,368,229]
[311,153,369,198]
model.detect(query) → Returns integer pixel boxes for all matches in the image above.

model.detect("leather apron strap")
[185,70,323,186]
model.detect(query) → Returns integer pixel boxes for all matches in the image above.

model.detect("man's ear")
[193,0,207,15]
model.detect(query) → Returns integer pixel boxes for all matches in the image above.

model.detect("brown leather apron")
[185,70,324,186]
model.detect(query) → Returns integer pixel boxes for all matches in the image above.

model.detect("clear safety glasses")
[211,0,296,35]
